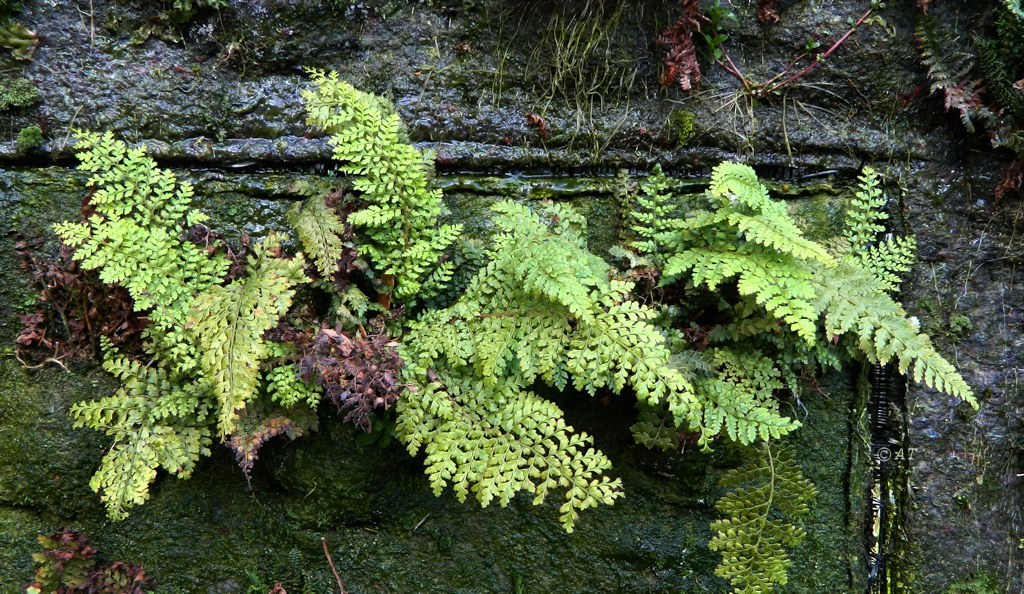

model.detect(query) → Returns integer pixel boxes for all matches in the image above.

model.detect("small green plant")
[399,200,698,531]
[16,124,43,154]
[302,68,462,308]
[51,69,462,521]
[622,161,973,590]
[25,528,152,594]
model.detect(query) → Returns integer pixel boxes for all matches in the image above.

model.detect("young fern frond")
[709,444,817,594]
[843,166,888,250]
[288,195,349,279]
[628,164,678,261]
[187,233,308,436]
[302,69,462,304]
[841,167,917,292]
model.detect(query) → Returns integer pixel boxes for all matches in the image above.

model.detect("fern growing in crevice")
[709,443,817,594]
[398,200,701,531]
[56,133,321,519]
[623,160,973,591]
[631,161,974,409]
[842,166,916,293]
[302,68,463,308]
[915,15,992,134]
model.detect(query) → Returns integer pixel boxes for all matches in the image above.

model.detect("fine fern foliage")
[632,161,974,409]
[915,15,992,134]
[691,347,801,446]
[70,340,214,520]
[54,131,229,360]
[56,132,323,519]
[660,163,835,345]
[288,194,350,279]
[187,233,308,436]
[709,444,817,594]
[302,68,463,306]
[398,200,700,531]
[841,166,916,293]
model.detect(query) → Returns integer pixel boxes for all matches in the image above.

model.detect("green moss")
[16,125,43,155]
[0,77,39,110]
[949,314,973,342]
[667,109,697,145]
[945,574,1000,594]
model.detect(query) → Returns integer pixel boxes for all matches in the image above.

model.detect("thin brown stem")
[321,538,348,594]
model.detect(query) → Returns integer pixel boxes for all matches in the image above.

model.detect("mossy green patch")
[667,109,697,145]
[0,77,39,110]
[16,124,43,154]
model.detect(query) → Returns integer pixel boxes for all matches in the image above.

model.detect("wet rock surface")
[0,0,1017,591]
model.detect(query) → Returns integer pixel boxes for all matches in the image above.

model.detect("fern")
[640,162,973,409]
[70,342,213,520]
[288,195,349,279]
[709,444,817,594]
[810,261,974,402]
[187,233,308,436]
[302,69,462,305]
[399,200,699,531]
[56,133,323,519]
[916,15,993,134]
[628,164,678,261]
[659,163,833,344]
[840,166,916,293]
[54,131,229,357]
[692,348,801,447]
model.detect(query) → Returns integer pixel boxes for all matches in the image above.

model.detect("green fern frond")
[628,164,679,260]
[397,371,623,532]
[399,200,699,531]
[858,235,917,293]
[302,69,462,304]
[843,166,888,250]
[187,233,309,436]
[288,196,349,278]
[811,261,975,405]
[70,347,213,520]
[54,131,229,336]
[631,402,682,451]
[692,348,800,447]
[841,167,917,292]
[709,444,817,594]
[266,364,323,409]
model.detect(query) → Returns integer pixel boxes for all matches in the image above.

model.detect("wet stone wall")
[0,0,1018,592]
